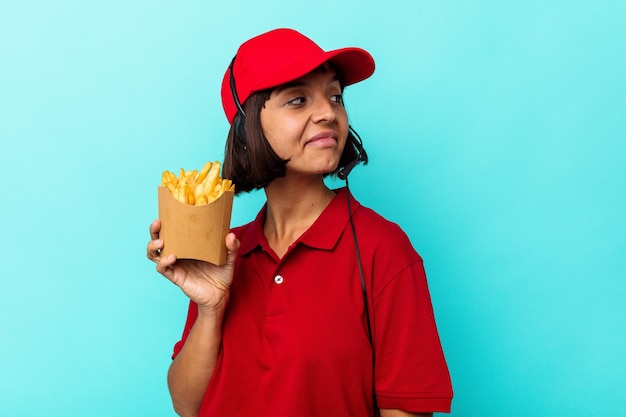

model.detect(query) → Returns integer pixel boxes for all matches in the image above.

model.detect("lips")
[306,131,339,145]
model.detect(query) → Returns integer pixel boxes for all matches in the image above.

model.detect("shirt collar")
[237,187,361,257]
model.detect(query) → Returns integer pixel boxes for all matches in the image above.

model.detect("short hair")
[223,72,368,195]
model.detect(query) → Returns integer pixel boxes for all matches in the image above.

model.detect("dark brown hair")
[223,70,368,195]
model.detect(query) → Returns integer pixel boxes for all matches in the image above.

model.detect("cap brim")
[253,47,375,92]
[325,47,376,86]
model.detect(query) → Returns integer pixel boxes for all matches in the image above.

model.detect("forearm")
[167,308,225,417]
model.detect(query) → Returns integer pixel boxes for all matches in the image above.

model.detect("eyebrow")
[274,80,306,95]
[273,74,341,95]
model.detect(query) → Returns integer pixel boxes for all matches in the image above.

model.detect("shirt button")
[274,275,284,285]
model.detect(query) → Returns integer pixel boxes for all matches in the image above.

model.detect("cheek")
[261,124,292,161]
[260,110,281,152]
[337,107,349,131]
[261,113,302,155]
[337,112,350,146]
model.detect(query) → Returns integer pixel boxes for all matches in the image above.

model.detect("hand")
[147,219,240,313]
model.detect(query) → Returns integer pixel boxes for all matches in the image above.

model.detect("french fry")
[204,162,221,197]
[196,161,212,184]
[165,181,176,195]
[194,181,205,202]
[174,183,186,204]
[170,171,178,186]
[161,160,234,206]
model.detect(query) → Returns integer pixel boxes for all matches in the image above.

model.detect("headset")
[229,55,367,177]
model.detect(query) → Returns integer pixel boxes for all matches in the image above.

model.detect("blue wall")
[1,1,624,415]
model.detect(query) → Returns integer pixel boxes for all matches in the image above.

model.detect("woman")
[148,28,453,417]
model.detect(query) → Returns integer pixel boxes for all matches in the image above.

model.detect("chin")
[316,162,340,175]
[288,157,340,176]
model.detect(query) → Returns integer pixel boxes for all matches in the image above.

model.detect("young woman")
[147,28,453,417]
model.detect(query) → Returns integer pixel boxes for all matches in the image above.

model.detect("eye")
[330,94,344,104]
[287,97,305,106]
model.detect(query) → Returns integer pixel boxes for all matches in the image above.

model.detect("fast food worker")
[147,28,453,417]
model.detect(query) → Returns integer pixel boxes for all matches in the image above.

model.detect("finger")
[224,232,240,266]
[156,253,177,277]
[225,232,240,252]
[149,219,161,240]
[147,238,163,261]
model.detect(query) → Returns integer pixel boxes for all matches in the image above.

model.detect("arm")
[167,305,225,416]
[380,410,433,417]
[147,220,240,416]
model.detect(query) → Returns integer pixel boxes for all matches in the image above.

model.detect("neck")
[262,175,336,258]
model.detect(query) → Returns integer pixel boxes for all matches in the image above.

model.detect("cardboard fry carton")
[157,186,234,265]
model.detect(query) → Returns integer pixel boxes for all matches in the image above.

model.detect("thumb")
[224,232,240,267]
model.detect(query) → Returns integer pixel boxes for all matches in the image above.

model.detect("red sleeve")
[171,300,199,360]
[364,217,453,413]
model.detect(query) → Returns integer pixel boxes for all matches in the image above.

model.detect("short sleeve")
[360,214,453,413]
[171,300,199,360]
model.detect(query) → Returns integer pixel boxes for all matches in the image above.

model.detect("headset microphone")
[338,126,365,180]
[338,158,358,180]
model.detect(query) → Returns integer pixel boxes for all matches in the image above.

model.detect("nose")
[311,97,337,124]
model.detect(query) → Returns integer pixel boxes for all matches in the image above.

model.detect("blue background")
[1,1,624,415]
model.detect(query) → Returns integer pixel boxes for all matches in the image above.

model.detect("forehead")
[273,63,342,93]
